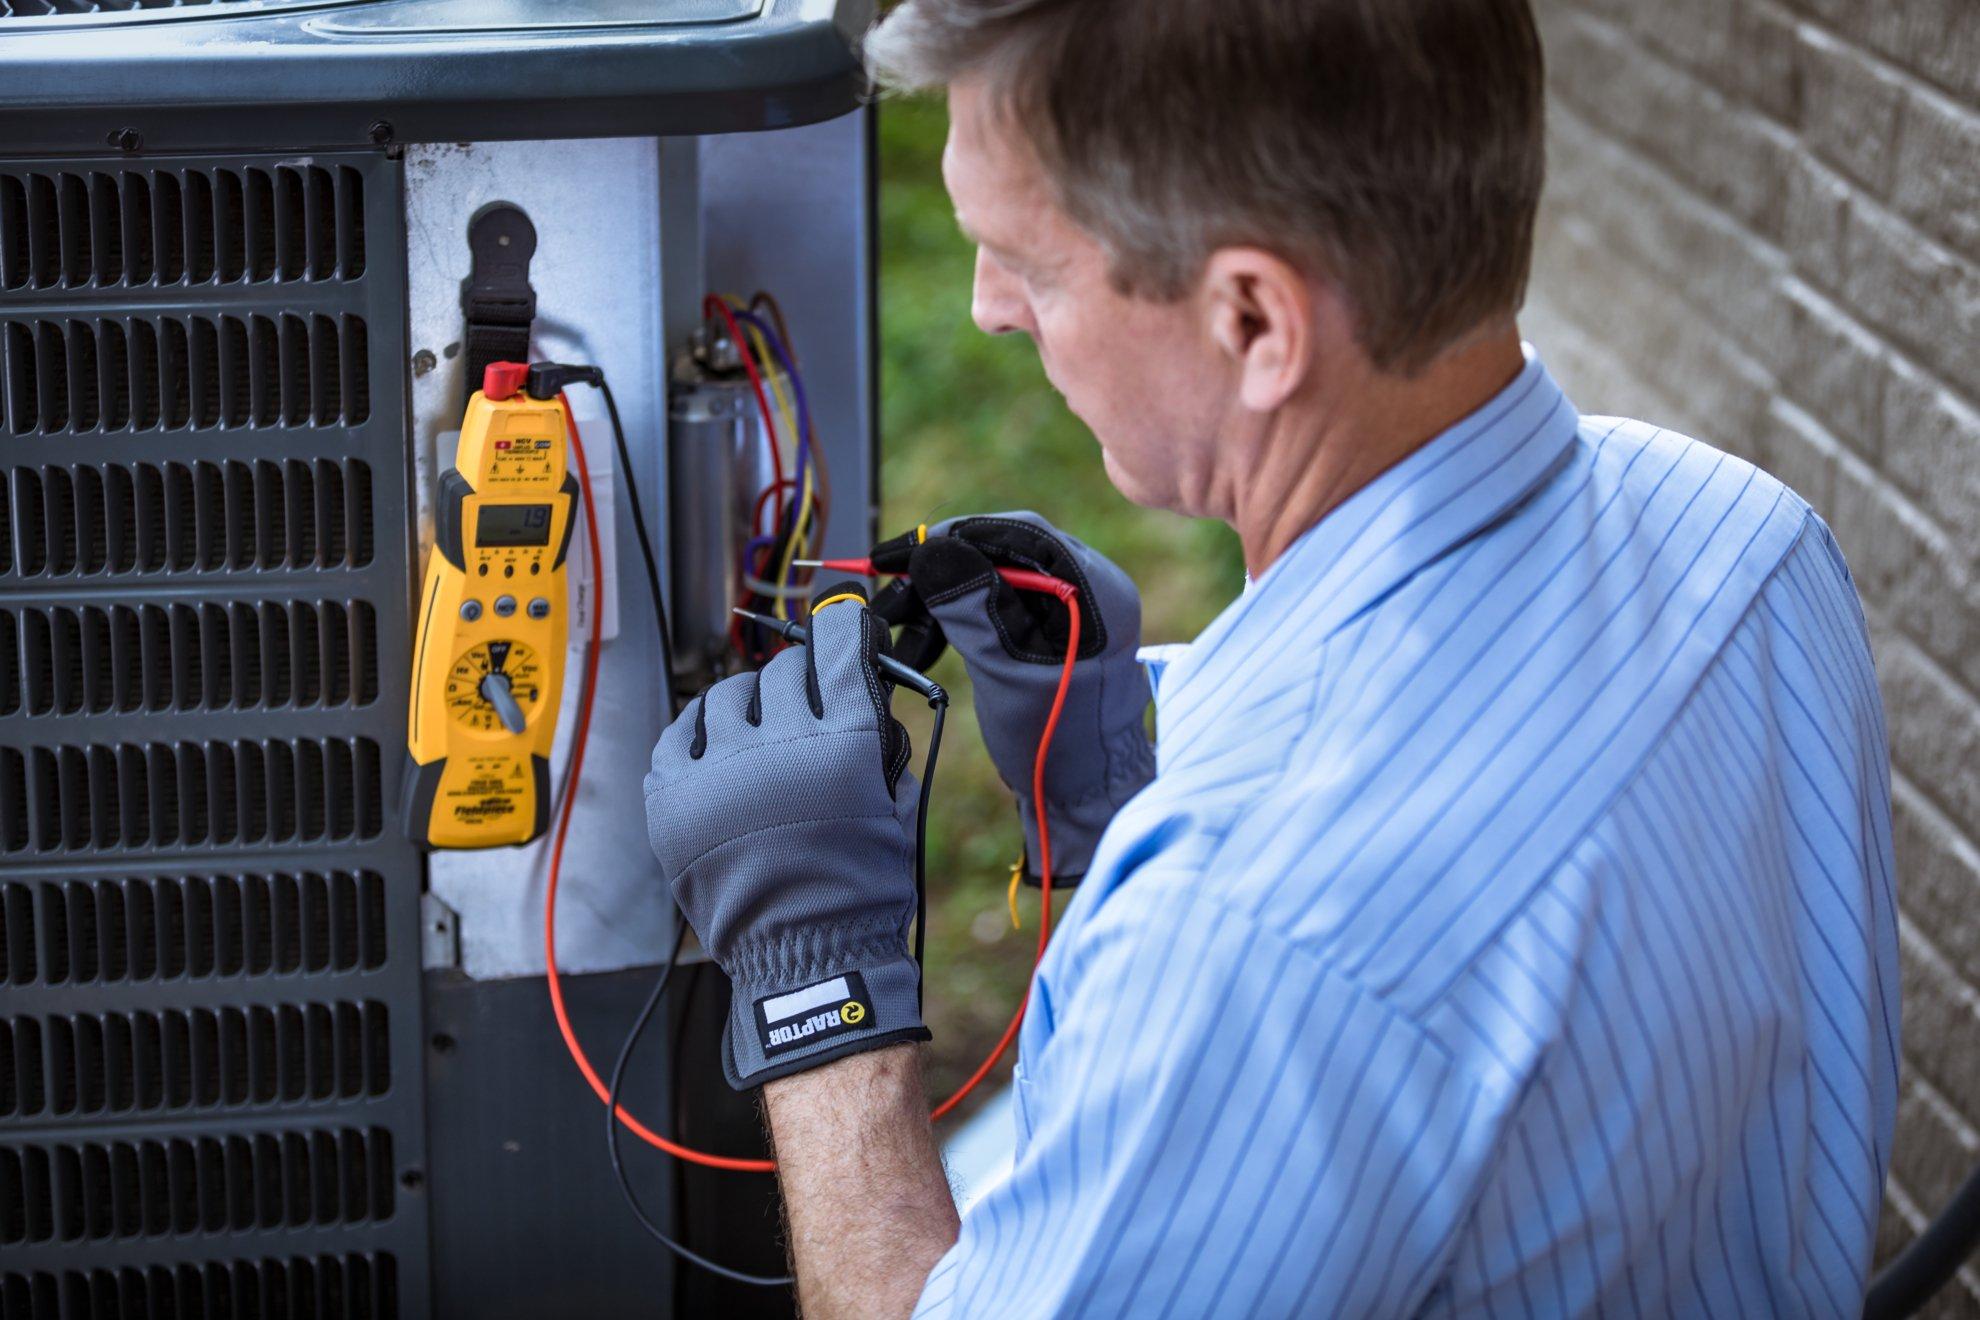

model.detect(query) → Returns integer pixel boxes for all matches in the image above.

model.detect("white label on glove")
[757,972,876,1056]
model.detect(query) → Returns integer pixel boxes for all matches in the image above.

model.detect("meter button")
[494,595,518,618]
[527,597,551,620]
[459,600,484,622]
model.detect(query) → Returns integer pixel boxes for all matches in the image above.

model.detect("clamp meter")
[404,361,578,848]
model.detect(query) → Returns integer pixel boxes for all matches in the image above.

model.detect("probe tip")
[731,606,797,635]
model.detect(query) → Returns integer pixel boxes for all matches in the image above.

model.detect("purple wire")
[732,310,816,541]
[740,533,776,582]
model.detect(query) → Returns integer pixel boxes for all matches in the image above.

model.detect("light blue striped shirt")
[915,352,1899,1317]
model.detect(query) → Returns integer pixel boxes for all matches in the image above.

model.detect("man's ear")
[1203,247,1320,413]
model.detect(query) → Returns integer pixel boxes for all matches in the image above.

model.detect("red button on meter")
[483,361,529,401]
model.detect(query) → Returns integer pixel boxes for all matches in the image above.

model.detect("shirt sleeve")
[914,876,1513,1318]
[1135,643,1192,699]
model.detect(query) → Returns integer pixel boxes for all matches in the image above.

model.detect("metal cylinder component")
[667,374,767,682]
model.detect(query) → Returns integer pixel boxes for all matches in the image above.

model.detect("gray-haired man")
[647,2,1898,1315]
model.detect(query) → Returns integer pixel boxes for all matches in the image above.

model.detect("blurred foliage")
[876,95,1244,1109]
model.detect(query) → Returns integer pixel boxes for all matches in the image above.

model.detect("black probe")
[730,605,949,707]
[733,604,947,1000]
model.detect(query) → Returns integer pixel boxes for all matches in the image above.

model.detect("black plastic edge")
[551,473,580,572]
[435,469,474,572]
[402,756,446,849]
[529,754,551,844]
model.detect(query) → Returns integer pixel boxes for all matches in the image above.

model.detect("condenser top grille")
[0,164,364,287]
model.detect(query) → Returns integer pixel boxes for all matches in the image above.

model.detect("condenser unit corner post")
[0,5,877,1317]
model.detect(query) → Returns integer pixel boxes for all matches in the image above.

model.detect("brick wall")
[1520,0,1980,1310]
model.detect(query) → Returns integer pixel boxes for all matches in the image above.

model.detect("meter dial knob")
[446,640,544,733]
[479,673,527,734]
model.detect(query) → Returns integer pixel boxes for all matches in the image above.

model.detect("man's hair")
[865,0,1546,375]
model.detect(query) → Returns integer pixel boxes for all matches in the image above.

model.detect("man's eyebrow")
[959,223,1023,266]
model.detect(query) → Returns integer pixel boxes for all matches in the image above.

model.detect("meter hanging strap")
[461,203,539,415]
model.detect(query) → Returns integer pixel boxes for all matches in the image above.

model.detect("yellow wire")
[778,468,817,622]
[729,298,812,621]
[1007,857,1024,930]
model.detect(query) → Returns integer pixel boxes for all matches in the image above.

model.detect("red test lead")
[556,530,1083,1169]
[793,556,1076,601]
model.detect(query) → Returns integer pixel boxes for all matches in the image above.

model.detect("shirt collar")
[1163,349,1580,705]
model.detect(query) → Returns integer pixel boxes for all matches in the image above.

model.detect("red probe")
[797,556,1074,601]
[548,488,1081,1168]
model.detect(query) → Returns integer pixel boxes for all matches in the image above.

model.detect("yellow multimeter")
[404,361,578,849]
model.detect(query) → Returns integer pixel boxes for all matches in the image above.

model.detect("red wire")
[545,465,1079,1170]
[704,296,785,524]
[751,479,796,539]
[931,583,1075,1121]
[546,399,776,1172]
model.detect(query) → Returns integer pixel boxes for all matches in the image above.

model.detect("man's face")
[942,80,1234,515]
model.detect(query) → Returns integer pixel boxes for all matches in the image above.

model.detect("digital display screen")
[476,503,553,547]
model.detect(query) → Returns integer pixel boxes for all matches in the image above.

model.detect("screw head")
[106,128,142,153]
[367,120,395,146]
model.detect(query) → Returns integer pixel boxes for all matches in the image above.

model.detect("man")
[644,0,1900,1313]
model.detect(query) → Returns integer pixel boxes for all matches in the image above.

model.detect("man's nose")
[971,249,1032,337]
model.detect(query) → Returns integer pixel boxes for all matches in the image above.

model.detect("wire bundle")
[702,293,833,663]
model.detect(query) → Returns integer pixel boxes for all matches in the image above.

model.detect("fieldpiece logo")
[756,972,876,1057]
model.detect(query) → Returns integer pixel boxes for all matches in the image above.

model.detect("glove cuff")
[721,954,929,1090]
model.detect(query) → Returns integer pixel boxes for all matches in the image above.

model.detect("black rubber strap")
[460,203,538,413]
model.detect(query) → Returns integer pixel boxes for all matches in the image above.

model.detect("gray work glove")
[644,583,929,1090]
[869,512,1154,885]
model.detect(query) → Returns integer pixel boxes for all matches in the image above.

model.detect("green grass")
[876,96,1244,1107]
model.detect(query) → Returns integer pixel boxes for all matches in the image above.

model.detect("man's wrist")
[762,1038,931,1121]
[763,1042,959,1318]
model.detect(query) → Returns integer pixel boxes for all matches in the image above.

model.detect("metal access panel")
[0,152,431,1315]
